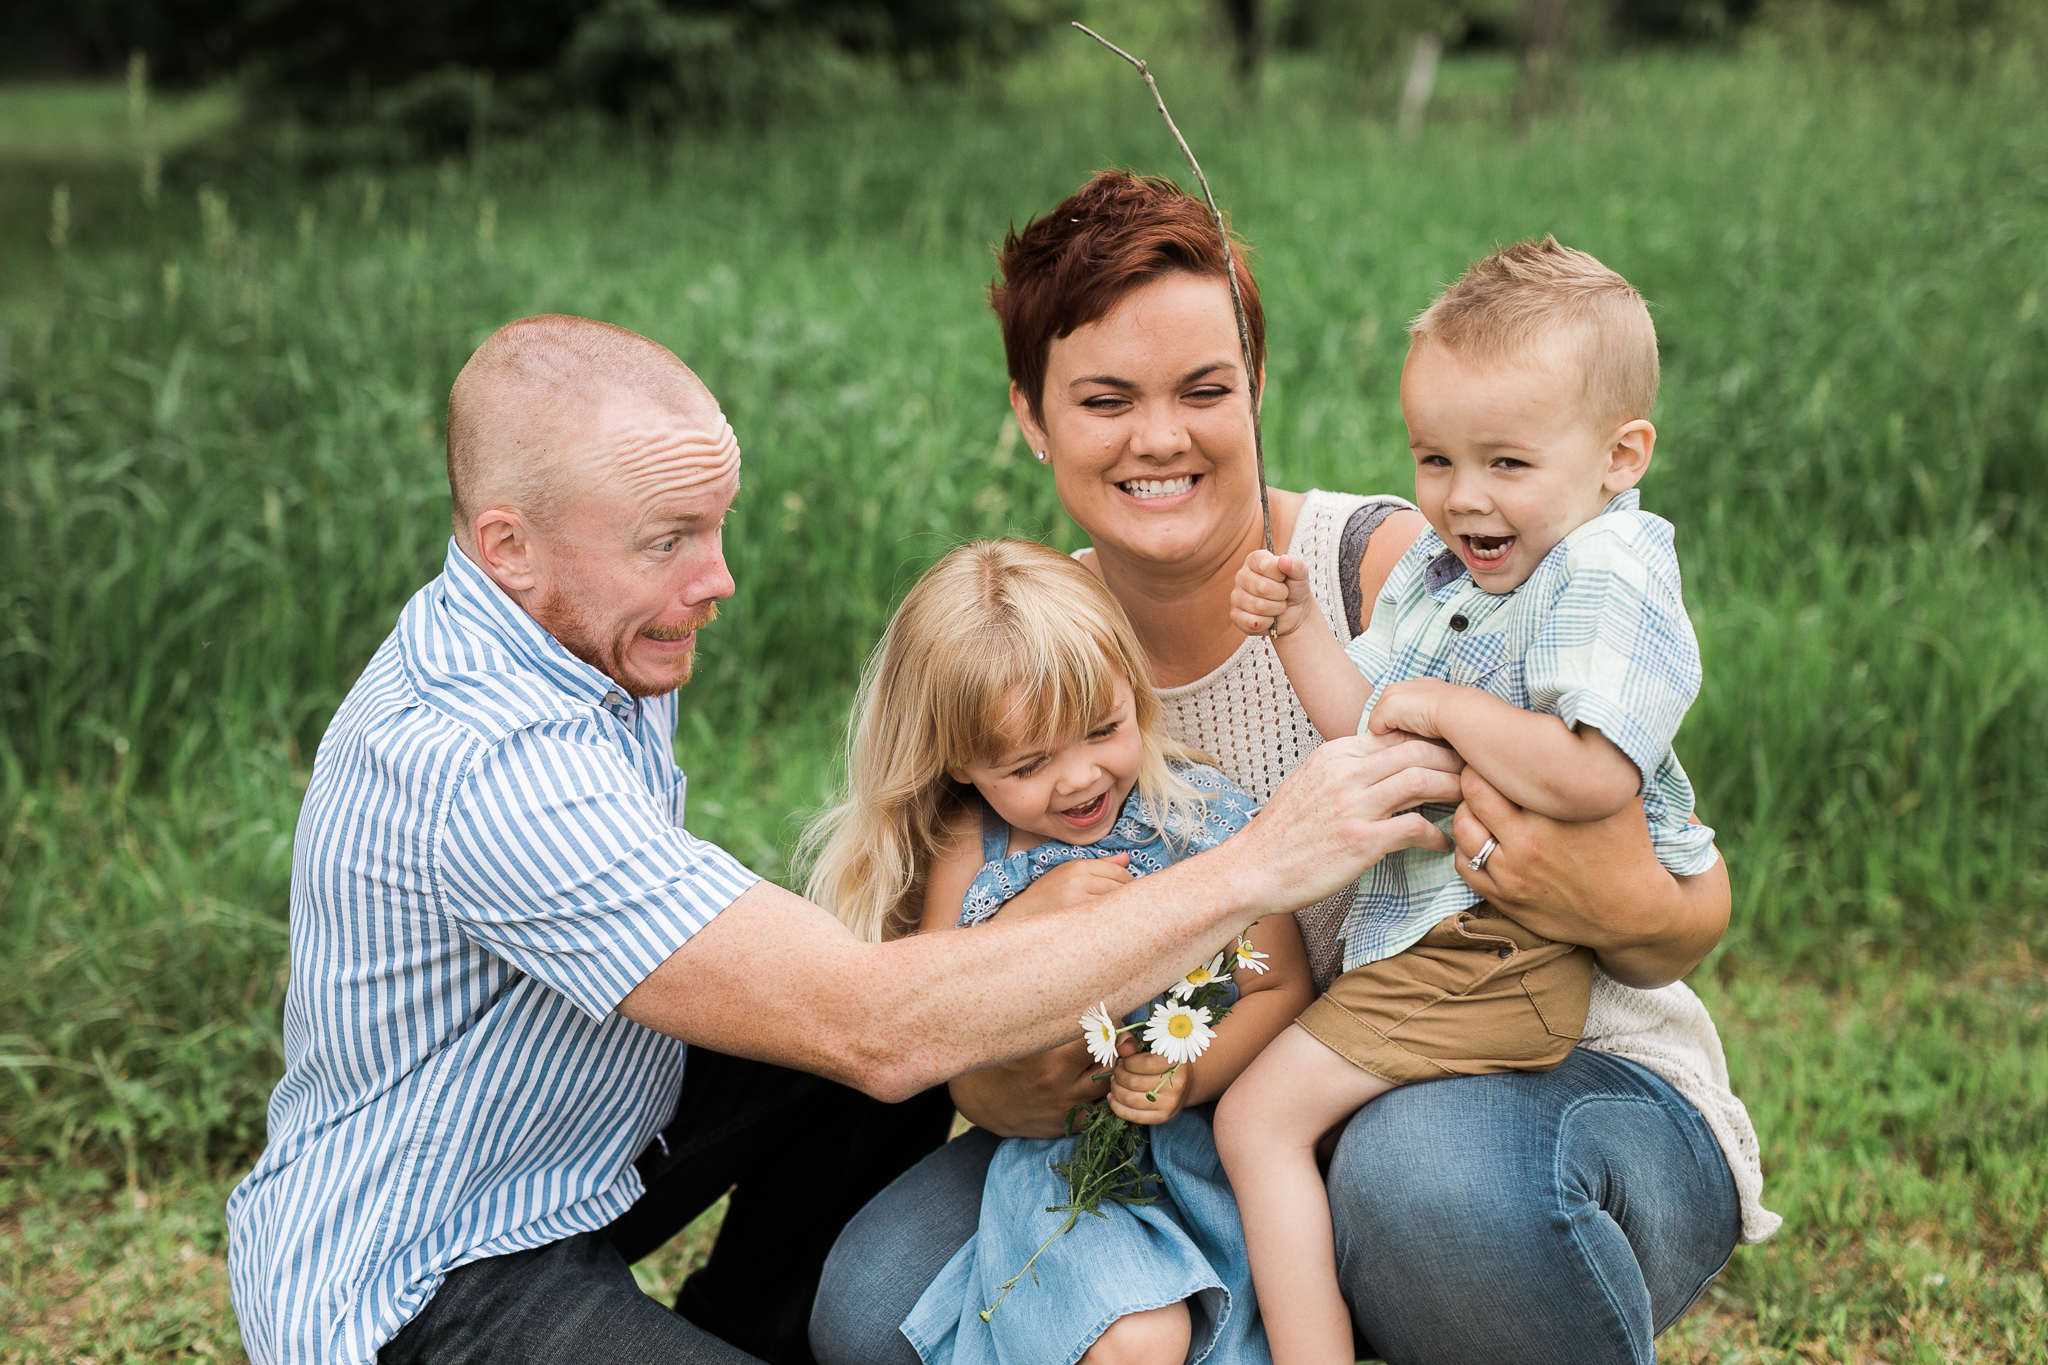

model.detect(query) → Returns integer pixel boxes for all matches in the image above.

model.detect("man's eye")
[653,538,679,552]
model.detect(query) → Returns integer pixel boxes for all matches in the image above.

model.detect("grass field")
[4,7,2047,1359]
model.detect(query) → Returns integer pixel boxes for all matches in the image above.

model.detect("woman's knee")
[1078,1301,1191,1365]
[811,1129,999,1365]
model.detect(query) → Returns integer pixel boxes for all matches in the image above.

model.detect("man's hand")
[950,1039,1111,1139]
[1107,1051,1191,1125]
[1451,768,1729,988]
[1231,551,1313,638]
[1222,733,1465,915]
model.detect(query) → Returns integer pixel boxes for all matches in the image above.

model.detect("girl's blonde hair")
[800,539,1210,943]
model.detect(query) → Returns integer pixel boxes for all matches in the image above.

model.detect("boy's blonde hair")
[800,539,1209,944]
[1409,235,1659,427]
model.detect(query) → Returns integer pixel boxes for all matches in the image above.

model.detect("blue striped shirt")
[226,541,759,1365]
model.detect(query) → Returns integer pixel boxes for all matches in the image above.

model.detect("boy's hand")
[1231,551,1313,639]
[1106,1050,1190,1125]
[1367,678,1457,741]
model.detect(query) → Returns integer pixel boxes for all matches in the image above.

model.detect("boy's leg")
[1214,1024,1397,1365]
[604,1047,956,1365]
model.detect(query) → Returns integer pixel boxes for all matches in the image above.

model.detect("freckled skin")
[474,392,743,698]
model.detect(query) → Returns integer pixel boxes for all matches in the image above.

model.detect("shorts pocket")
[1520,950,1593,1042]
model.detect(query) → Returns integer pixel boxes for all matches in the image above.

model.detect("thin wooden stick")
[1073,22,1272,556]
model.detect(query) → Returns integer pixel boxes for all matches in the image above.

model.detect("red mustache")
[640,603,719,642]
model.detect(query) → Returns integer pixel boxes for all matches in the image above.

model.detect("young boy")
[1212,236,1720,1365]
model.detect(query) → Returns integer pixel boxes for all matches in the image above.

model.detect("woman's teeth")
[1120,476,1195,500]
[1464,534,1515,564]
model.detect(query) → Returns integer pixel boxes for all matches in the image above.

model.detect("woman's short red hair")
[991,169,1265,422]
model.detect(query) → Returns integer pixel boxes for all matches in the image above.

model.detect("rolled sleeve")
[1525,524,1703,783]
[437,719,760,1020]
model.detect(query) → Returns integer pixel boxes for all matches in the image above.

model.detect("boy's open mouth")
[1057,790,1111,826]
[1461,534,1516,567]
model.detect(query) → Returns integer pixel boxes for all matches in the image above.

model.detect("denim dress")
[900,768,1272,1365]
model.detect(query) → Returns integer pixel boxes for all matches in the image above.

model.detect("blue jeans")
[810,1050,1740,1365]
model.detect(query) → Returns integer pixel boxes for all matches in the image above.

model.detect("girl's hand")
[997,853,1132,921]
[1107,1051,1190,1125]
[1231,551,1312,639]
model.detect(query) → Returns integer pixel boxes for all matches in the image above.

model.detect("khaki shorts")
[1295,906,1593,1086]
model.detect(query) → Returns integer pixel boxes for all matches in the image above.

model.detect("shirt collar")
[1424,490,1642,599]
[438,538,638,715]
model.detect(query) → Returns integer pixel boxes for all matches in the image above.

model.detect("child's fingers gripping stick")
[1231,551,1311,638]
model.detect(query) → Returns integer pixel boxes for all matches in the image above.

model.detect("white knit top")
[1145,489,1781,1244]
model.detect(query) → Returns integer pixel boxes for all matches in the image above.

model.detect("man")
[225,315,1464,1365]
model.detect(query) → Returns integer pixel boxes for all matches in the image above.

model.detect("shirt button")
[1450,614,1470,632]
[1497,945,1514,959]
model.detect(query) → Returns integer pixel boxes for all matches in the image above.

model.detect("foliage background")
[3,0,2046,1359]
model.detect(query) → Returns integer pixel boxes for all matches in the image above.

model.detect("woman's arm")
[1449,770,1729,989]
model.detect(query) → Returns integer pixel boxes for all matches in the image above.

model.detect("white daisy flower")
[1080,1003,1121,1069]
[1168,951,1232,1001]
[1233,935,1270,975]
[1143,1002,1217,1066]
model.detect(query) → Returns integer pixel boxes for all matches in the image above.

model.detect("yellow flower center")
[1167,1015,1194,1039]
[1187,969,1211,985]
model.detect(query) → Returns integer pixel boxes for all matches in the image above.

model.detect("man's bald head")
[447,315,720,545]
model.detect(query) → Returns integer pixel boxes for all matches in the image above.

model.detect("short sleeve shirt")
[226,542,759,1365]
[1338,492,1717,970]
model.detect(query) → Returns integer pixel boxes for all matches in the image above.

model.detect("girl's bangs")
[956,614,1126,765]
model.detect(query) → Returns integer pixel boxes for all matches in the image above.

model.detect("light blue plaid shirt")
[226,542,759,1365]
[1337,491,1718,971]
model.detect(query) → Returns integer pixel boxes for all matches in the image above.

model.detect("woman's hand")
[1451,769,1730,989]
[1107,1052,1191,1125]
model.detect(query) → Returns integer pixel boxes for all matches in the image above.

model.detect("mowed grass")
[4,21,2047,1361]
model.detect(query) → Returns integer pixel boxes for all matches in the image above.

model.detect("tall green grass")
[3,43,2046,1176]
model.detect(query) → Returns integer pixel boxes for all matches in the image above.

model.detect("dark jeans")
[380,1048,955,1365]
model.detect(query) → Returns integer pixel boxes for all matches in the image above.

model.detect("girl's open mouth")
[1057,790,1111,827]
[1461,534,1516,568]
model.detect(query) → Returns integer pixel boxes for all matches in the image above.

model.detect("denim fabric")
[383,1048,954,1365]
[901,1109,1266,1365]
[811,1052,1739,1365]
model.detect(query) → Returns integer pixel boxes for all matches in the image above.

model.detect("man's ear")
[1010,382,1050,459]
[471,507,539,592]
[1603,419,1657,493]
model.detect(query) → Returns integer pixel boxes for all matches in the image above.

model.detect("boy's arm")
[1232,551,1374,739]
[1369,679,1640,822]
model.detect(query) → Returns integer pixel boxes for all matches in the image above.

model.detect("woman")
[811,171,1777,1365]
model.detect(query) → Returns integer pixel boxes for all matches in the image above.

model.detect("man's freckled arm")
[618,855,1268,1104]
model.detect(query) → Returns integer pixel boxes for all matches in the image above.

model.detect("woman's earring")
[1035,450,1048,463]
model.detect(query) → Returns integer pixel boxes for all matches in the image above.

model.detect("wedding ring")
[1467,836,1499,873]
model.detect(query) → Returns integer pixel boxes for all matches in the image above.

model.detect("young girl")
[803,539,1311,1365]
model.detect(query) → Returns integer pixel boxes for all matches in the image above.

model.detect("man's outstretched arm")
[619,734,1463,1101]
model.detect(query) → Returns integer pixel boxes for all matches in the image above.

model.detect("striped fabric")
[1337,491,1719,972]
[226,541,758,1365]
